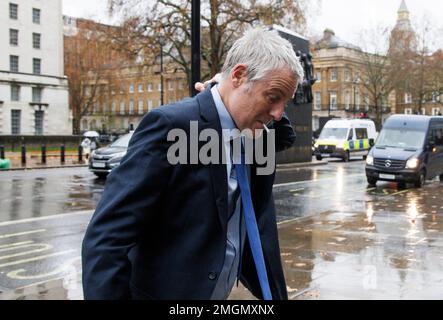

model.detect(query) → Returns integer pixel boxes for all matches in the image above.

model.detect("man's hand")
[194,73,222,92]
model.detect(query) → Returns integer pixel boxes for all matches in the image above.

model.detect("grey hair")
[221,27,304,85]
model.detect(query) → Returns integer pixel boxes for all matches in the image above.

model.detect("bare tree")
[65,19,127,134]
[108,0,315,95]
[358,26,402,128]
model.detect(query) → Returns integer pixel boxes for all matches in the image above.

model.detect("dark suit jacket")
[81,87,296,300]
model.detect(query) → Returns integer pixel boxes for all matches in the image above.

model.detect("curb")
[276,161,327,170]
[0,164,88,171]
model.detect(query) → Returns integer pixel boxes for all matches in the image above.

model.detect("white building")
[0,0,71,135]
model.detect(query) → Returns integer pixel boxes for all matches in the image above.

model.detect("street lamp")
[158,35,165,106]
[191,0,201,97]
[352,76,360,118]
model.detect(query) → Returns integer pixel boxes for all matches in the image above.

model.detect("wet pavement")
[1,159,443,299]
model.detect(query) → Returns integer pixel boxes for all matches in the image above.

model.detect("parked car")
[365,114,443,188]
[313,119,377,161]
[89,131,134,178]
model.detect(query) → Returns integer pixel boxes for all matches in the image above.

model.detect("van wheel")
[367,177,377,186]
[316,155,322,161]
[414,171,426,188]
[94,172,108,179]
[343,151,350,162]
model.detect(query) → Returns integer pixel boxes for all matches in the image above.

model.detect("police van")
[314,119,377,161]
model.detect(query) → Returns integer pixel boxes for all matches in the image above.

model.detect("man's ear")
[231,64,248,88]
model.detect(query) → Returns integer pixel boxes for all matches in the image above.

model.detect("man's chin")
[242,127,264,139]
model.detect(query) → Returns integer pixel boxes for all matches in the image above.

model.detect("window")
[120,102,125,115]
[178,81,184,90]
[421,108,426,115]
[33,33,41,49]
[10,29,18,46]
[404,108,412,115]
[405,93,412,104]
[330,69,337,82]
[10,3,18,19]
[432,128,443,146]
[32,8,40,24]
[148,100,153,111]
[167,80,174,91]
[158,83,162,92]
[93,103,99,114]
[102,103,108,114]
[32,87,42,102]
[355,128,368,140]
[11,110,21,134]
[35,111,44,135]
[345,91,351,110]
[147,83,153,92]
[10,55,19,72]
[364,95,369,112]
[11,85,20,101]
[314,92,321,110]
[129,100,134,115]
[329,92,337,110]
[110,86,115,95]
[158,100,162,107]
[138,84,143,92]
[138,100,144,114]
[344,70,351,82]
[347,130,354,141]
[355,92,360,111]
[432,108,441,116]
[129,84,134,93]
[315,71,321,82]
[111,102,116,114]
[432,92,439,103]
[33,58,41,74]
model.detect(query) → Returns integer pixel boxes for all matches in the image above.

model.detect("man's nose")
[269,105,285,122]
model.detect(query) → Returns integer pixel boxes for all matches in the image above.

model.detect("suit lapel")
[197,88,228,233]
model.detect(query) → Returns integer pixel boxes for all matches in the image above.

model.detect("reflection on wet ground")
[0,169,105,222]
[230,175,443,299]
[1,162,443,299]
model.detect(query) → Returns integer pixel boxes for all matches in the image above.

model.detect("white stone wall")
[0,0,71,135]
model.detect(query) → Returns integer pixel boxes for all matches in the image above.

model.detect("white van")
[313,119,377,161]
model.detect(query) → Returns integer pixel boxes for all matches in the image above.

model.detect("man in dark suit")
[82,27,304,300]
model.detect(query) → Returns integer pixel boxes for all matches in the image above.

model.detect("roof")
[384,114,431,130]
[313,29,361,51]
[399,0,409,13]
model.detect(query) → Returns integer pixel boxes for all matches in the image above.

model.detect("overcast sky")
[62,0,443,49]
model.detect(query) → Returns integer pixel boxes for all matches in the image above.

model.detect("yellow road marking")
[7,256,81,280]
[0,249,76,268]
[0,241,34,250]
[0,244,52,260]
[0,229,46,239]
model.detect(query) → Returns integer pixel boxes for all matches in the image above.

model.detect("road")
[0,159,442,299]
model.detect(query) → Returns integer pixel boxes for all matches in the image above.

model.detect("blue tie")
[234,143,272,300]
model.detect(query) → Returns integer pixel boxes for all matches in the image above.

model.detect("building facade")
[311,29,394,133]
[63,16,189,135]
[0,0,71,135]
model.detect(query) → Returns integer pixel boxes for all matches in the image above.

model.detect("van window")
[355,128,368,139]
[347,129,353,140]
[431,127,443,146]
[376,128,425,149]
[319,128,348,140]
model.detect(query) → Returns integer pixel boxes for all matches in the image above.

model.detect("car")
[313,119,377,162]
[365,115,443,188]
[89,131,134,178]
